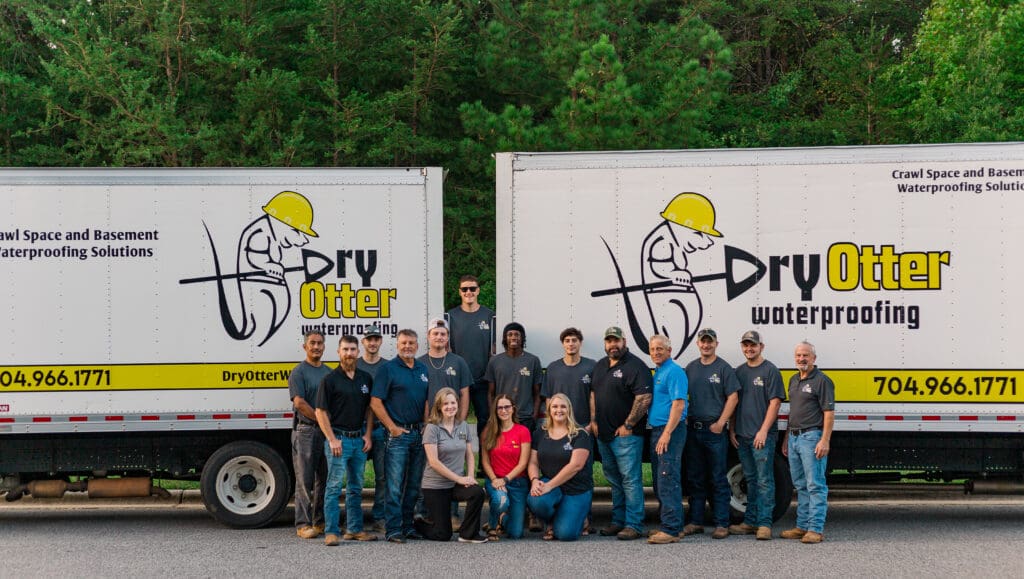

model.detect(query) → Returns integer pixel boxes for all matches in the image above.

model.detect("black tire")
[727,453,794,523]
[200,440,290,529]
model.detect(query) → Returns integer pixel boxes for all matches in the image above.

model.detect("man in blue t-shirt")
[728,330,784,540]
[646,334,688,544]
[370,329,430,543]
[683,328,740,539]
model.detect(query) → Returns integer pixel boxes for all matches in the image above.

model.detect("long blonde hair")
[481,394,518,452]
[542,393,581,439]
[427,387,459,425]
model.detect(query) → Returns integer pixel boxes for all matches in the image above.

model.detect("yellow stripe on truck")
[780,370,1024,403]
[0,363,298,392]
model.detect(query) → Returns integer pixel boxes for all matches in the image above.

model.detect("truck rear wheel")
[200,440,290,528]
[727,454,794,523]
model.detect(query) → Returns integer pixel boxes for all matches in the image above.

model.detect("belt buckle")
[692,420,704,430]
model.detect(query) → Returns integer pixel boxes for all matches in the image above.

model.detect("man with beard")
[591,326,652,541]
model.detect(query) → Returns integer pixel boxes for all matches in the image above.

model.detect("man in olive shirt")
[728,330,784,540]
[781,341,835,544]
[683,328,740,540]
[591,326,652,541]
[288,330,331,539]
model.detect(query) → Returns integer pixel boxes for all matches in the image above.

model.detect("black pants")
[415,484,485,541]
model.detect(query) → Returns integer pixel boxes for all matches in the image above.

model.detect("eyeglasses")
[460,286,479,293]
[496,405,513,411]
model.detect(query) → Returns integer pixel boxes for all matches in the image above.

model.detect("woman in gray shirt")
[415,387,488,543]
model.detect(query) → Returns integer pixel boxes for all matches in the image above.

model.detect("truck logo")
[179,191,332,346]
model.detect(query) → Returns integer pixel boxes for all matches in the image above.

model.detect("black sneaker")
[405,530,425,540]
[386,535,406,544]
[458,535,489,544]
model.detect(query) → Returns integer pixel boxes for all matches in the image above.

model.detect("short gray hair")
[649,334,672,350]
[797,340,816,356]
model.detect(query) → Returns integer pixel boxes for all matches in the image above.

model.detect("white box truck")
[496,143,1024,520]
[0,168,443,527]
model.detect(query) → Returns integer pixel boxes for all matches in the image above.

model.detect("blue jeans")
[788,429,828,533]
[737,432,777,528]
[484,477,529,538]
[650,425,686,535]
[291,423,325,528]
[323,435,367,535]
[595,434,645,531]
[684,426,730,528]
[383,429,426,539]
[370,424,388,522]
[526,481,593,542]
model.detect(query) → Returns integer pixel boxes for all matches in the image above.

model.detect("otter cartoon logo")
[592,192,766,359]
[180,191,332,346]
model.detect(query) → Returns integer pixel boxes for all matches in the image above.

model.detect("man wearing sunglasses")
[446,275,496,438]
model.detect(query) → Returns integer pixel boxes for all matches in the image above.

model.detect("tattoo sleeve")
[625,393,652,427]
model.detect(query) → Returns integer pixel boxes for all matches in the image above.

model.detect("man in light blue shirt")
[646,334,688,544]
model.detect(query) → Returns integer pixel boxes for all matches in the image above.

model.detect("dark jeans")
[650,425,686,535]
[415,484,485,541]
[469,381,490,439]
[291,423,326,528]
[383,429,426,539]
[684,425,731,528]
[370,424,388,522]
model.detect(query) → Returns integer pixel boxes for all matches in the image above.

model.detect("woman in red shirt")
[480,394,531,539]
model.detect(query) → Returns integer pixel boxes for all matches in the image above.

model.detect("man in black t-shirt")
[315,335,376,546]
[591,326,652,540]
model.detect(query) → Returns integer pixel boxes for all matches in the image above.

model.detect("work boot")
[728,523,756,535]
[647,531,680,544]
[600,523,625,537]
[296,526,319,539]
[681,524,704,537]
[312,524,325,536]
[324,533,340,546]
[616,527,641,541]
[347,531,378,542]
[711,527,729,539]
[780,527,807,539]
[756,527,772,540]
[801,531,824,544]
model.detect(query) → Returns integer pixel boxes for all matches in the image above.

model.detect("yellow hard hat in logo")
[660,192,722,237]
[262,191,318,237]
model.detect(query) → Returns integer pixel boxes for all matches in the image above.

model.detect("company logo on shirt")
[581,374,592,384]
[612,369,623,378]
[360,384,369,394]
[446,366,457,376]
[519,367,531,377]
[478,320,490,330]
[563,442,573,451]
[420,373,429,383]
[709,373,721,384]
[801,383,812,393]
[753,376,764,387]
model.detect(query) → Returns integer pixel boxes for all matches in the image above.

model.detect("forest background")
[2,0,1021,308]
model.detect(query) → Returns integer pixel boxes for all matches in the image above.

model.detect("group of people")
[287,275,836,546]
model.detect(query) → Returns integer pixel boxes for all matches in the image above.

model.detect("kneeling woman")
[416,387,488,543]
[481,394,531,540]
[526,393,594,541]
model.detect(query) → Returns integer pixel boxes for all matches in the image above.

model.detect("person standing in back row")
[357,324,388,533]
[289,330,331,540]
[543,327,597,432]
[447,275,495,439]
[729,330,784,541]
[781,341,835,545]
[486,322,543,432]
[683,328,740,540]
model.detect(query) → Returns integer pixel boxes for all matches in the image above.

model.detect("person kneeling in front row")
[415,388,488,543]
[526,393,594,541]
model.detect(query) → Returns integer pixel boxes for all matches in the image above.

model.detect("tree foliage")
[0,0,1019,308]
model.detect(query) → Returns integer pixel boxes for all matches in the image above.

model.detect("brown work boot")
[600,523,624,537]
[647,530,680,544]
[780,527,808,539]
[681,524,704,537]
[297,526,319,539]
[347,531,378,542]
[728,523,756,535]
[801,531,824,544]
[324,533,340,546]
[711,527,729,539]
[617,527,642,541]
[756,526,772,540]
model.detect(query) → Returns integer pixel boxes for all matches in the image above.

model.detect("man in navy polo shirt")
[370,329,431,543]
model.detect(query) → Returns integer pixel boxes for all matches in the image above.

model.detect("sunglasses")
[496,404,513,411]
[460,286,479,293]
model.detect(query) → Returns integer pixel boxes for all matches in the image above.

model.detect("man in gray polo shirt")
[781,341,835,544]
[728,330,784,540]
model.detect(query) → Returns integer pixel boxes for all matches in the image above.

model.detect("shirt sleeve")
[767,367,785,401]
[820,375,837,411]
[722,363,742,396]
[370,364,390,399]
[483,357,496,383]
[314,375,330,410]
[287,365,304,401]
[458,358,473,390]
[669,368,688,401]
[422,423,439,446]
[532,357,544,387]
[571,430,593,453]
[630,358,654,395]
